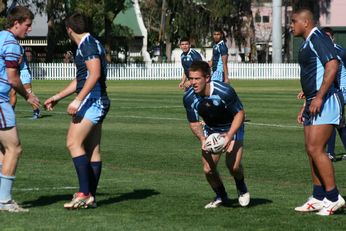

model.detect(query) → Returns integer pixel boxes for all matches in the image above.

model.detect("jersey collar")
[78,33,90,48]
[305,27,318,41]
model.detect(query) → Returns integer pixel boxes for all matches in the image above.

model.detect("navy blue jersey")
[183,81,243,132]
[181,48,202,78]
[334,43,346,90]
[75,34,107,97]
[298,28,340,99]
[212,40,228,73]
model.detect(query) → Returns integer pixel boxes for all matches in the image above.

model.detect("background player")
[9,50,41,119]
[209,28,229,83]
[178,38,202,90]
[292,8,345,216]
[0,6,40,212]
[183,60,249,208]
[321,27,346,161]
[44,12,110,209]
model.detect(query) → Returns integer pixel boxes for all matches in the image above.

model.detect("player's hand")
[184,81,191,89]
[201,137,207,151]
[26,93,40,109]
[297,90,305,99]
[44,95,59,111]
[178,81,185,89]
[67,98,82,115]
[309,96,323,116]
[297,107,304,124]
[222,133,233,151]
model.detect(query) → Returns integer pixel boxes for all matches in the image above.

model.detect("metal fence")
[29,63,301,80]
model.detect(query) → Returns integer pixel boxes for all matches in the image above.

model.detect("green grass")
[2,80,346,230]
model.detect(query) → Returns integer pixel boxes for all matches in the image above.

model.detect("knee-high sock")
[72,155,90,195]
[327,129,336,155]
[337,126,346,151]
[0,174,15,202]
[89,161,102,197]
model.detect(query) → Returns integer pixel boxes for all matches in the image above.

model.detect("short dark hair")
[189,61,211,77]
[292,7,316,24]
[6,6,34,28]
[213,27,223,33]
[322,27,334,37]
[180,37,190,43]
[65,12,91,34]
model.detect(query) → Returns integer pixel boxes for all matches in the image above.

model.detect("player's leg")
[23,83,41,119]
[84,123,102,207]
[336,126,346,160]
[305,124,345,215]
[225,140,250,207]
[9,89,17,110]
[326,128,336,160]
[64,119,95,209]
[0,127,28,212]
[202,150,228,208]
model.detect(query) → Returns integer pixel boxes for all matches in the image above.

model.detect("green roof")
[114,1,143,37]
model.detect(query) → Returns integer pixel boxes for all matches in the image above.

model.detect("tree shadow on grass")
[20,189,160,208]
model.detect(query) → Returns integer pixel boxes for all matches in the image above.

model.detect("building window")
[262,16,270,23]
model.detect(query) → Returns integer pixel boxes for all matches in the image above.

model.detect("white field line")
[16,109,302,129]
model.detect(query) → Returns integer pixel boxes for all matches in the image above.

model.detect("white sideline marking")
[13,186,78,192]
[16,109,301,129]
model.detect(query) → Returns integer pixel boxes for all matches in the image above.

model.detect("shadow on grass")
[20,189,160,208]
[222,197,272,208]
[97,189,160,206]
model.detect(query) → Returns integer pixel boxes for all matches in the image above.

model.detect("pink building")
[319,0,346,26]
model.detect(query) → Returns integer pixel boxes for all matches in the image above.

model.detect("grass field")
[2,80,346,230]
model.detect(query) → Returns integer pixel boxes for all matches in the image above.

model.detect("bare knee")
[203,163,217,175]
[6,144,22,158]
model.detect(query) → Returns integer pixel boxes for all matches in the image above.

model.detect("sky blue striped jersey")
[0,30,22,103]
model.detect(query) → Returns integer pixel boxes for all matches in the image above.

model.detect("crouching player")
[44,13,110,209]
[183,60,250,208]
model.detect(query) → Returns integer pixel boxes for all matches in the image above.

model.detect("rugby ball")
[205,133,225,153]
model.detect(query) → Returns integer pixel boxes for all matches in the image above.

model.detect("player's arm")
[309,59,339,116]
[223,109,245,147]
[189,122,206,150]
[6,67,39,108]
[179,72,187,89]
[222,55,229,84]
[67,58,101,115]
[44,79,77,111]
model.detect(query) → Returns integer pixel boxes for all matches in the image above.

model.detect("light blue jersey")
[19,51,32,85]
[0,30,21,103]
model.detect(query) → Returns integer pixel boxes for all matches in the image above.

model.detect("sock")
[0,174,15,203]
[326,187,339,202]
[234,177,248,195]
[337,127,346,151]
[312,184,325,201]
[89,161,102,197]
[72,155,90,196]
[212,184,227,199]
[326,129,336,155]
[33,108,40,115]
